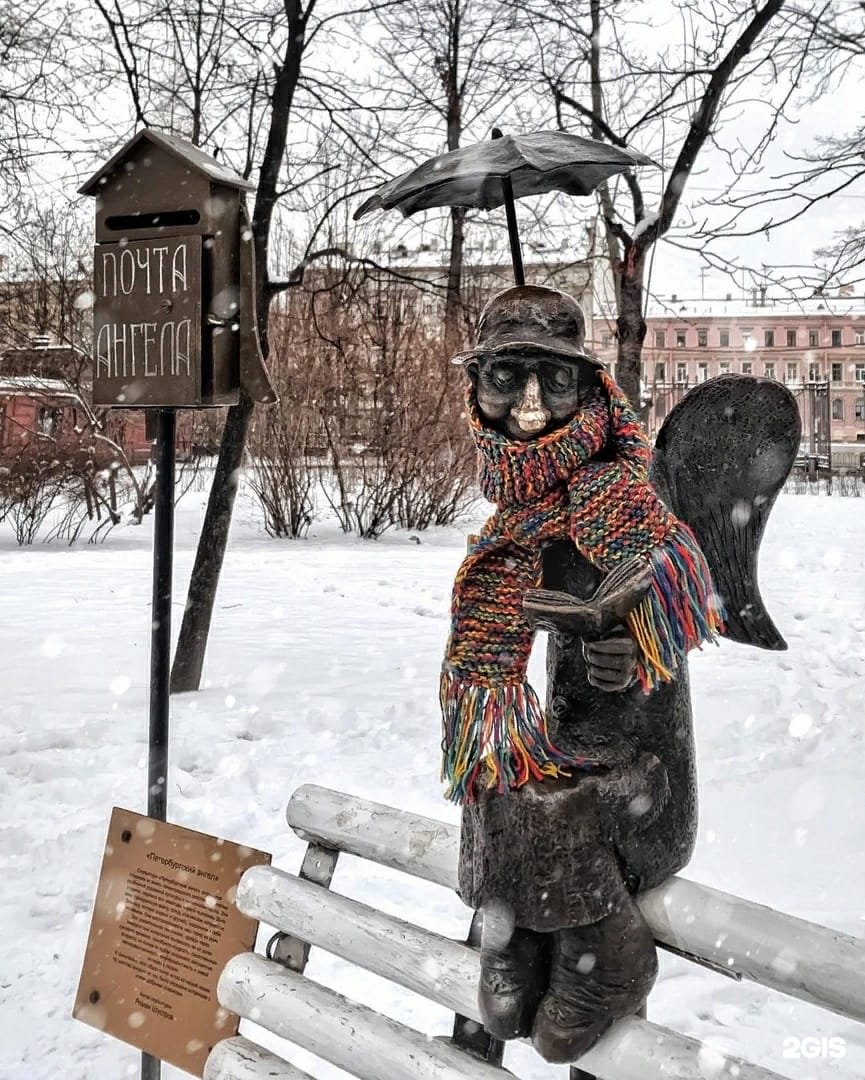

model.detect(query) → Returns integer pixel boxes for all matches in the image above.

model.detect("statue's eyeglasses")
[477,356,582,396]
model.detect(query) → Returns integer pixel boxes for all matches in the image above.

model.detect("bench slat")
[218,952,515,1079]
[288,784,457,889]
[238,865,477,1017]
[288,784,865,1025]
[234,865,790,1080]
[638,876,865,1021]
[204,1035,315,1079]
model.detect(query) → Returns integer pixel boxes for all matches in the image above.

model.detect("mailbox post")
[80,129,275,1080]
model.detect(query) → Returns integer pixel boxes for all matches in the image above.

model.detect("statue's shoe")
[479,926,551,1040]
[531,892,657,1063]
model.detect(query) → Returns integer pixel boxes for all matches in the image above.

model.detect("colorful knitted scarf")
[440,370,724,805]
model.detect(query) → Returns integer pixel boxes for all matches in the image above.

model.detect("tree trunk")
[442,0,463,349]
[170,3,309,693]
[445,205,465,349]
[170,387,254,693]
[615,245,646,410]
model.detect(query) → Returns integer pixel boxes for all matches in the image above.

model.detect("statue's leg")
[478,925,551,1040]
[531,892,657,1064]
[461,758,667,1053]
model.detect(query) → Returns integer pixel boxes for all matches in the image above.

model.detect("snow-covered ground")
[1,487,864,1080]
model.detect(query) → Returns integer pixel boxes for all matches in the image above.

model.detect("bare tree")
[254,264,475,537]
[0,1,76,218]
[171,2,317,691]
[79,0,396,690]
[686,2,865,294]
[370,0,518,347]
[514,0,808,407]
[0,198,91,351]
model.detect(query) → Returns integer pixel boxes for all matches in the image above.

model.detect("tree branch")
[641,0,786,250]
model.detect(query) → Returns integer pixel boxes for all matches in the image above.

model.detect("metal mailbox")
[79,128,275,408]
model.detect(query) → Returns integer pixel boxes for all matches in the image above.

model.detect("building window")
[809,330,819,347]
[601,333,612,347]
[37,407,60,437]
[856,330,865,346]
[764,362,776,380]
[808,363,821,382]
[717,330,728,348]
[654,330,665,349]
[698,329,708,347]
[741,361,752,375]
[764,329,775,347]
[831,329,842,347]
[676,331,686,348]
[654,362,666,383]
[856,401,865,421]
[832,362,843,382]
[676,362,687,383]
[786,329,797,347]
[832,398,844,421]
[785,362,798,383]
[719,360,731,374]
[856,363,865,383]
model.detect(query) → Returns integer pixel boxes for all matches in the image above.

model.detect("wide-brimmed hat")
[452,284,603,367]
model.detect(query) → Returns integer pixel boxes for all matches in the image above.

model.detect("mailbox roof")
[79,128,256,196]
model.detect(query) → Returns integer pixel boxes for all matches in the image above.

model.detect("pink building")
[594,294,865,449]
[0,342,153,466]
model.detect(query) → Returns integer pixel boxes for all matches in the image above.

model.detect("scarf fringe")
[628,526,725,692]
[439,672,591,804]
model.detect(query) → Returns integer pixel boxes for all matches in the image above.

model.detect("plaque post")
[143,407,176,1080]
[148,407,176,824]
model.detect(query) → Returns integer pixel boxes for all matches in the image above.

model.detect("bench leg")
[141,1054,160,1080]
[268,842,339,971]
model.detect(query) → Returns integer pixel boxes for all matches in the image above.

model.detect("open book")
[522,556,652,641]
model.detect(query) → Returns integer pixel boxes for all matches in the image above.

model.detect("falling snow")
[0,487,864,1077]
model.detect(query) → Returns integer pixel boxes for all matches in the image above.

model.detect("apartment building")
[379,235,594,328]
[595,294,865,443]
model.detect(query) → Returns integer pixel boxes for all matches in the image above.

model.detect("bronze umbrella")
[354,129,656,284]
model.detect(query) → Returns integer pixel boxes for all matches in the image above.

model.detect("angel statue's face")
[469,351,597,441]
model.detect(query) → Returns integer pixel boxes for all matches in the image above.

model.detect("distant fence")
[829,447,865,474]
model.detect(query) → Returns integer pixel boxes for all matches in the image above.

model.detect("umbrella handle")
[491,128,525,287]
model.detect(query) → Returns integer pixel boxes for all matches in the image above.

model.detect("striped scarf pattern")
[441,370,723,804]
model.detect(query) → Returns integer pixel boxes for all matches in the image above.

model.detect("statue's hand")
[583,627,637,692]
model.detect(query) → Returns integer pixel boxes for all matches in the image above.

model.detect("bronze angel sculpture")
[439,285,799,1063]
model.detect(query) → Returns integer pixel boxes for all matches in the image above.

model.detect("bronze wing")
[650,374,801,650]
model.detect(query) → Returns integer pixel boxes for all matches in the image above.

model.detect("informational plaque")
[74,808,271,1077]
[93,235,202,408]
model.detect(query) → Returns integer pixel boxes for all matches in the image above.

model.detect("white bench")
[203,784,865,1080]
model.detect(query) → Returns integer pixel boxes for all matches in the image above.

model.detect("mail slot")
[79,128,275,409]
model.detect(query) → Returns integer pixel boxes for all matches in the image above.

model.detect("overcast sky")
[12,1,863,309]
[341,3,864,307]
